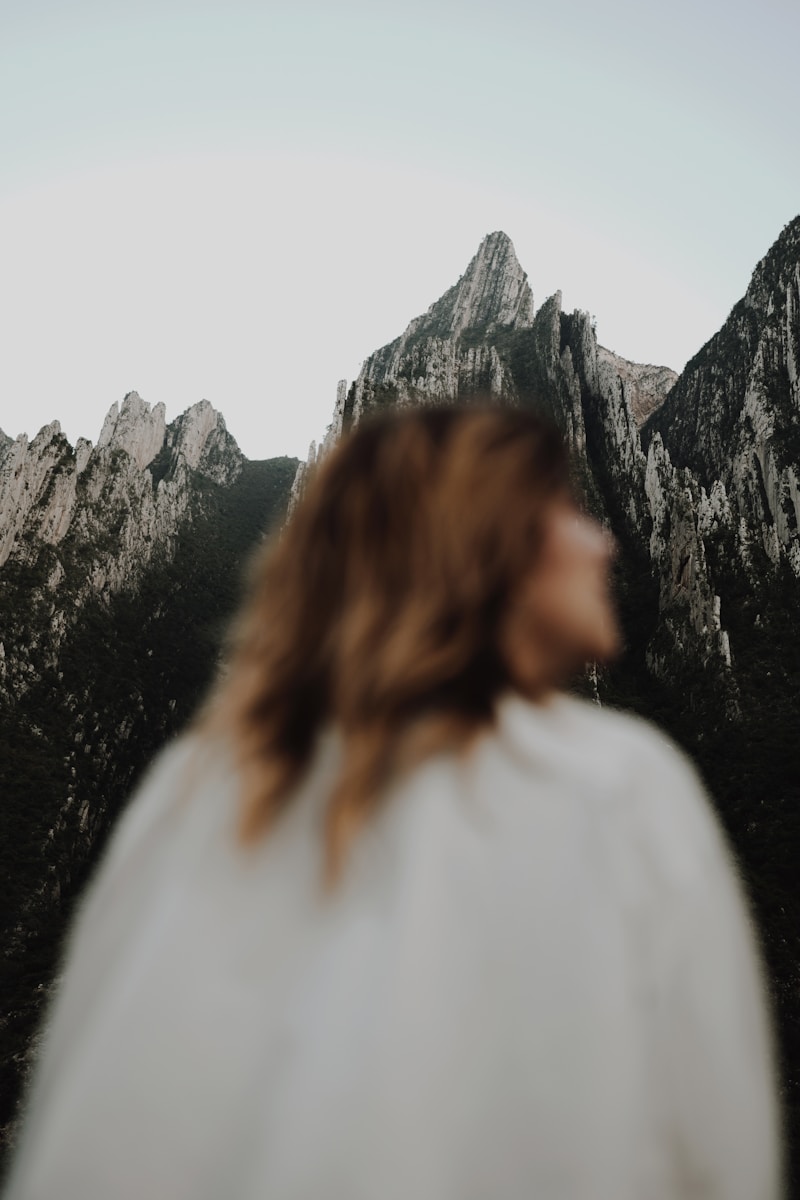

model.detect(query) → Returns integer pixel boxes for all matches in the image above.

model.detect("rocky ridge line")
[0,391,243,696]
[299,233,724,681]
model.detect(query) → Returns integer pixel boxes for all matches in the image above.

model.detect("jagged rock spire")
[329,232,534,434]
[97,391,167,471]
[415,230,534,338]
[0,395,243,574]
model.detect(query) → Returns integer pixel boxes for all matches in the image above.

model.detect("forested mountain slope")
[0,394,296,1154]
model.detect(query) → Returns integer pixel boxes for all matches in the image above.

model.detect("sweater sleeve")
[644,735,783,1200]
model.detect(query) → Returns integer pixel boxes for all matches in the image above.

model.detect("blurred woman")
[5,405,781,1199]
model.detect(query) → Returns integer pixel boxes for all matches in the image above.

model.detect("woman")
[5,405,780,1198]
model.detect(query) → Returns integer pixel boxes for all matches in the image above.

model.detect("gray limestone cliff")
[0,392,243,696]
[646,217,800,580]
[299,222,800,758]
[0,428,12,468]
[596,348,677,426]
[307,232,716,683]
[334,232,534,436]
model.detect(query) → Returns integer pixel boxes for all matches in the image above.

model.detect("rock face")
[596,347,677,426]
[332,232,534,438]
[644,435,732,676]
[307,226,800,710]
[312,233,722,684]
[0,393,241,593]
[96,392,167,470]
[646,218,800,578]
[0,393,249,721]
[0,397,297,1151]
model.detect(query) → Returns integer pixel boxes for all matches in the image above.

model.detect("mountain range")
[2,219,799,1184]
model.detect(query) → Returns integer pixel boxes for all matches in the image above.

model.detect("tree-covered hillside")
[0,453,297,1164]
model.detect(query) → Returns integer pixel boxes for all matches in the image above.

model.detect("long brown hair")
[205,404,570,881]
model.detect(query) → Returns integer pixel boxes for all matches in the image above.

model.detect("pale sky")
[1,0,798,460]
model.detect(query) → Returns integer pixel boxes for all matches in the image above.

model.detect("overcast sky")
[1,0,798,459]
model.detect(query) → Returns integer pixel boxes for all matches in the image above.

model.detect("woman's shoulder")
[496,691,691,785]
[494,692,728,885]
[90,730,236,881]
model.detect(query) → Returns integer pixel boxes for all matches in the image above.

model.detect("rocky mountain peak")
[332,232,533,431]
[744,215,800,314]
[322,231,674,448]
[171,399,223,466]
[0,395,243,578]
[416,230,533,339]
[0,421,73,568]
[97,391,166,470]
[167,399,239,484]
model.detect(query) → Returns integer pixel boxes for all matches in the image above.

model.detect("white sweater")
[5,694,781,1199]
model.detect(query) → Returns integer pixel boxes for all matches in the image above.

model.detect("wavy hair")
[205,404,570,881]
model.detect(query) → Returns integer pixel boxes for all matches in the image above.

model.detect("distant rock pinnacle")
[418,230,534,338]
[318,231,534,440]
[97,391,167,470]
